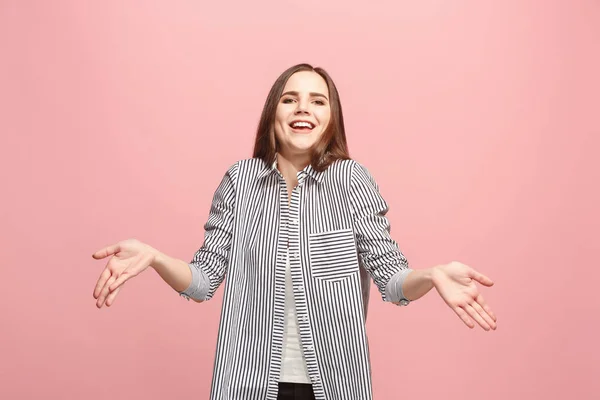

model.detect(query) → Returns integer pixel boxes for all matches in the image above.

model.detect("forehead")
[283,71,329,95]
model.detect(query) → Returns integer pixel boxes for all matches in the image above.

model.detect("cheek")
[274,109,292,134]
[317,109,332,131]
[273,109,286,131]
[274,104,283,120]
[273,124,284,141]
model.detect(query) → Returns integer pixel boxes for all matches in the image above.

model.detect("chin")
[288,141,317,153]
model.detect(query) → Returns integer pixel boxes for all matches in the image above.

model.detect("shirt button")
[399,299,410,306]
[292,253,300,259]
[290,218,299,225]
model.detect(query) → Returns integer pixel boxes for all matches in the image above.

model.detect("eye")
[313,100,326,106]
[282,98,296,104]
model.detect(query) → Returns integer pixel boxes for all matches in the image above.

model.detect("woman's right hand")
[92,238,157,308]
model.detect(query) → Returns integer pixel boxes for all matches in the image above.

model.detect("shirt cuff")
[178,263,210,301]
[385,268,413,306]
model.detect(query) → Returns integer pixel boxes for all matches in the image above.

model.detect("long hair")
[252,64,350,172]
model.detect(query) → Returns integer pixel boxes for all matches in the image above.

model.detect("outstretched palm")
[92,238,157,308]
[432,262,497,330]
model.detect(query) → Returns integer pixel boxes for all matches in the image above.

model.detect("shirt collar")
[256,154,325,184]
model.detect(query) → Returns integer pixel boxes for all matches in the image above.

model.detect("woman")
[92,64,497,400]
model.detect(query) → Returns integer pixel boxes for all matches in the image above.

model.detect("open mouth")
[289,120,315,132]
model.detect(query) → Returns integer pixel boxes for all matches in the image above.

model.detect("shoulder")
[328,159,376,184]
[321,159,380,195]
[323,158,360,177]
[344,159,381,192]
[223,157,268,180]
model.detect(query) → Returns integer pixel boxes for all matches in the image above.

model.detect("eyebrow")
[280,91,329,100]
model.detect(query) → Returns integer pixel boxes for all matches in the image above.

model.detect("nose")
[294,100,310,115]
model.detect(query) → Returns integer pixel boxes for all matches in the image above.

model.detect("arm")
[163,163,237,302]
[347,163,497,328]
[397,261,498,330]
[349,162,413,305]
[397,268,435,302]
[151,252,209,303]
[93,165,236,307]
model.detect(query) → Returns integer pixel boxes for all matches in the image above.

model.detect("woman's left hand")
[431,262,497,331]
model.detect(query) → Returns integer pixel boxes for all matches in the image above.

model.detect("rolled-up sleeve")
[349,161,412,306]
[179,163,237,301]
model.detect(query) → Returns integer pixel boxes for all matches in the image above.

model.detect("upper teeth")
[292,121,313,128]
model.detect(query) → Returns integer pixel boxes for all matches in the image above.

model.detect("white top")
[279,248,311,384]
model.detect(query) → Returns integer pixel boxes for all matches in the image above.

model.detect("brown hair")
[252,63,350,172]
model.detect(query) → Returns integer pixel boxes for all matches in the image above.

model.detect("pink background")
[1,1,598,399]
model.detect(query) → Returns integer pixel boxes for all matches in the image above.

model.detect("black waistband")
[277,382,315,400]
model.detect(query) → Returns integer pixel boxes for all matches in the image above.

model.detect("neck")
[276,151,310,184]
[277,151,310,171]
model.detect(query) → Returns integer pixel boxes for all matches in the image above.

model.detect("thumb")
[470,269,494,287]
[92,244,120,260]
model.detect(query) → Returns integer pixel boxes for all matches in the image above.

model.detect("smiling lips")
[289,120,315,132]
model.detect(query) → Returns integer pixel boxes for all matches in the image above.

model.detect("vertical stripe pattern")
[189,158,410,400]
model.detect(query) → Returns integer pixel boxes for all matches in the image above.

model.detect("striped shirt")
[180,157,412,400]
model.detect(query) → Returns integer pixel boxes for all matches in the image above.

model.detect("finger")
[475,293,497,322]
[469,269,494,287]
[453,306,475,329]
[97,275,117,309]
[93,268,111,299]
[108,252,153,292]
[464,303,490,331]
[470,300,497,330]
[105,285,123,307]
[108,272,130,294]
[92,244,121,260]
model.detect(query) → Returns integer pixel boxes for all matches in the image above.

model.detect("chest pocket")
[308,228,359,281]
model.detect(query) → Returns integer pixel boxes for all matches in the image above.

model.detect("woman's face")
[274,71,331,158]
